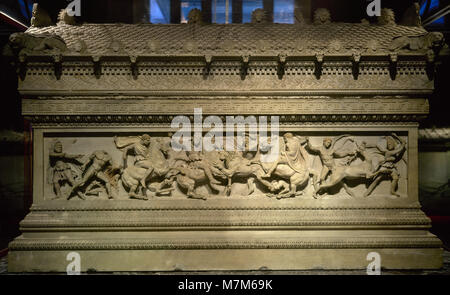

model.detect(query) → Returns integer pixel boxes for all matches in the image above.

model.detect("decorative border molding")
[23,98,429,116]
[25,115,428,125]
[9,237,442,251]
[30,200,422,211]
[21,208,430,228]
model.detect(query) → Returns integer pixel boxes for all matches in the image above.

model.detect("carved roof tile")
[25,23,429,56]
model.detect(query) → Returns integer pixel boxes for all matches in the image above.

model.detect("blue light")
[18,0,33,20]
[181,0,202,23]
[420,0,441,15]
[274,0,294,24]
[150,0,169,23]
[212,0,233,24]
[420,0,445,25]
[433,17,445,24]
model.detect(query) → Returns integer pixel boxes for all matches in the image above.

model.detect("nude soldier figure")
[69,150,115,200]
[364,133,407,197]
[49,141,84,199]
[117,134,154,188]
[305,135,354,189]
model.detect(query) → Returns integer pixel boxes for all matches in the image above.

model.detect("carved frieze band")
[21,209,430,228]
[30,201,422,211]
[23,98,429,116]
[9,237,442,251]
[18,73,433,94]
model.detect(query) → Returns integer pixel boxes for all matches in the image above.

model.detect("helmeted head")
[386,137,396,151]
[323,138,332,149]
[54,141,63,153]
[188,151,201,161]
[283,133,296,150]
[140,134,151,146]
[283,133,294,142]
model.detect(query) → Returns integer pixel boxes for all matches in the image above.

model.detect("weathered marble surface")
[3,251,450,274]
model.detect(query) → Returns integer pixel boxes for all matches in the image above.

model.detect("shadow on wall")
[419,144,450,249]
[0,29,31,250]
[0,134,29,250]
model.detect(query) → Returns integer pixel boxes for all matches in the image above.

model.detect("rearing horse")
[119,138,170,200]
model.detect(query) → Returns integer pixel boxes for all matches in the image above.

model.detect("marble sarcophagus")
[5,9,448,272]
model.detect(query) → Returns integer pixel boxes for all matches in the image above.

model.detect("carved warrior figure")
[313,8,331,25]
[270,180,291,196]
[69,150,118,200]
[255,133,313,199]
[116,134,154,187]
[305,135,355,191]
[217,149,267,197]
[314,139,379,198]
[115,135,170,200]
[364,133,407,197]
[185,152,222,185]
[174,151,227,200]
[48,141,84,199]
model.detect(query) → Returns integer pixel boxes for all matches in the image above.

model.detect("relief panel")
[43,132,408,202]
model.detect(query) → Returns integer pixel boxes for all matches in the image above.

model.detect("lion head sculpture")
[314,8,331,25]
[252,9,267,23]
[188,8,203,25]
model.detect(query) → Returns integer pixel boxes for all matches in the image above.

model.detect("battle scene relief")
[44,133,408,201]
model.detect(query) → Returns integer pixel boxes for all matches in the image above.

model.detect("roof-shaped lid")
[22,22,434,57]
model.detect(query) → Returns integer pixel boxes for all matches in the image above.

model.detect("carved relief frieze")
[43,133,408,202]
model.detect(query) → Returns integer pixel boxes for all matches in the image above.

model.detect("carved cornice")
[17,60,434,94]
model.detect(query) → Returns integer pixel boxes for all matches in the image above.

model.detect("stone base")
[8,248,443,272]
[8,201,443,272]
